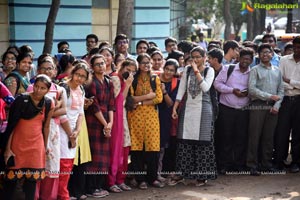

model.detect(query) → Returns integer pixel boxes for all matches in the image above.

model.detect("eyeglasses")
[260,50,272,55]
[140,62,150,65]
[164,68,176,73]
[93,62,105,67]
[191,55,202,59]
[117,40,128,45]
[74,73,87,79]
[263,39,275,43]
[5,57,16,61]
[40,67,54,72]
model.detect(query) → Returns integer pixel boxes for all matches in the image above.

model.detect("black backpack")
[186,66,221,121]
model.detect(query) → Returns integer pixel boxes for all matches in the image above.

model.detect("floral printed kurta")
[127,74,163,151]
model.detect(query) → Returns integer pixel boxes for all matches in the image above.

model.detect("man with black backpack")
[214,47,255,174]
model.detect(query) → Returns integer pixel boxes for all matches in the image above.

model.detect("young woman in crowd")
[26,55,67,200]
[114,53,126,71]
[57,62,89,200]
[0,51,17,82]
[3,74,54,200]
[150,50,164,74]
[172,46,217,186]
[4,52,33,96]
[108,58,137,193]
[56,54,75,82]
[127,53,163,189]
[84,54,115,198]
[99,47,116,76]
[157,59,180,183]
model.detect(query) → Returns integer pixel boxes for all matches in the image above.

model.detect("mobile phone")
[68,141,72,148]
[241,89,248,93]
[122,72,130,79]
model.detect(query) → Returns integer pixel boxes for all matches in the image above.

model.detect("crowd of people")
[0,32,299,200]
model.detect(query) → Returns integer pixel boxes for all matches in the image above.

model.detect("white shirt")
[279,54,300,96]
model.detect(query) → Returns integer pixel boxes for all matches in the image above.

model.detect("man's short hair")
[257,43,272,54]
[57,41,69,51]
[208,48,224,64]
[86,34,99,43]
[164,37,178,47]
[223,40,239,54]
[262,34,277,44]
[292,36,300,45]
[239,47,254,60]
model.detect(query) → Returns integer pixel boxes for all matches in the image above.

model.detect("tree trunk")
[43,0,60,54]
[259,9,266,35]
[286,8,293,33]
[247,11,253,40]
[223,0,232,40]
[117,0,134,40]
[253,10,260,37]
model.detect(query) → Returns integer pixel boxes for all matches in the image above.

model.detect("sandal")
[167,177,184,186]
[86,189,108,198]
[79,194,87,200]
[138,181,148,190]
[118,183,132,191]
[109,185,122,193]
[152,180,165,188]
[195,179,207,187]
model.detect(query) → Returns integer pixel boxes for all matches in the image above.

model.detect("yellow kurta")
[74,115,92,165]
[128,75,163,151]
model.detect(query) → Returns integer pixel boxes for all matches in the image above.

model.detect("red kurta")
[6,111,46,181]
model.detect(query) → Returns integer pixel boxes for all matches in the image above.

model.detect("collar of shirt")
[260,63,274,70]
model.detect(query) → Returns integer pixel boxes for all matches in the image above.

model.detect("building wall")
[91,0,118,45]
[6,0,92,58]
[132,0,170,54]
[170,0,186,40]
[1,0,185,60]
[0,0,9,57]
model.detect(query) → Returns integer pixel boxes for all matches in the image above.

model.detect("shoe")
[109,185,122,193]
[86,189,109,198]
[138,181,148,190]
[151,180,165,188]
[250,168,261,176]
[118,183,132,191]
[195,179,207,187]
[290,163,300,173]
[70,197,77,200]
